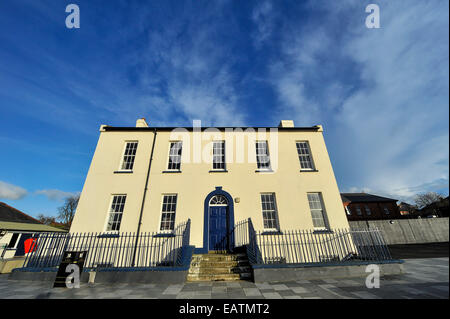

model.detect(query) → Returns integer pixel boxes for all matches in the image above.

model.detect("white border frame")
[103,194,127,233]
[255,140,272,171]
[166,141,183,172]
[117,140,138,172]
[307,192,330,230]
[296,140,316,171]
[260,192,280,232]
[158,193,178,234]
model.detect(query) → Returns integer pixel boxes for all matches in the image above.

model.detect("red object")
[24,238,38,254]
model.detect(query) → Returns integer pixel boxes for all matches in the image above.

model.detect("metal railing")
[0,244,9,259]
[19,219,191,271]
[233,219,393,265]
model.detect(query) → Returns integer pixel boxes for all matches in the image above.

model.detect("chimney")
[136,118,149,128]
[278,120,295,128]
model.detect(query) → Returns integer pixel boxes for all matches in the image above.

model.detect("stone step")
[187,272,252,282]
[191,254,247,262]
[189,266,252,275]
[187,252,253,282]
[190,260,250,268]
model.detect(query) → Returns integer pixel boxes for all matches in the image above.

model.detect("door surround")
[197,187,235,254]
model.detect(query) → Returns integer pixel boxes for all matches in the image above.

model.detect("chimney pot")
[136,118,149,127]
[278,120,295,128]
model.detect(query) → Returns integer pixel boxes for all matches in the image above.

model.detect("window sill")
[209,170,228,173]
[153,233,175,238]
[162,170,182,173]
[261,230,283,235]
[255,169,274,173]
[97,233,119,238]
[300,169,318,172]
[313,229,333,234]
[114,170,133,174]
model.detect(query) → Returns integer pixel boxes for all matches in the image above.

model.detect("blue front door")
[209,206,228,251]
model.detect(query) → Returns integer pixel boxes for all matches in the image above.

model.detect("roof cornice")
[102,126,322,132]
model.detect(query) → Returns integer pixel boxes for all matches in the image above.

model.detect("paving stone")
[322,279,339,284]
[291,287,309,294]
[212,286,227,293]
[434,285,449,292]
[0,258,448,299]
[226,282,241,288]
[243,288,262,296]
[163,286,183,295]
[272,284,289,291]
[211,293,229,299]
[351,291,381,299]
[262,292,282,299]
[256,283,273,290]
[176,292,196,299]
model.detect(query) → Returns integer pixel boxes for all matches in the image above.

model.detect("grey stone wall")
[349,217,449,245]
[253,262,404,283]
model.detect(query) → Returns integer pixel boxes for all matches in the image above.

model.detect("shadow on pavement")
[388,242,449,259]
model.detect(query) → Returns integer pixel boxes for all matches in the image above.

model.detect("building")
[418,196,449,218]
[0,202,66,272]
[71,119,350,253]
[341,193,402,221]
[398,202,417,217]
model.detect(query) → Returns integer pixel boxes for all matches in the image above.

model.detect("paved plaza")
[0,258,448,299]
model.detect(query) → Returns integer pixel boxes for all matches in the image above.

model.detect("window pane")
[307,193,327,229]
[212,141,225,170]
[296,142,314,170]
[256,141,271,169]
[160,195,177,231]
[106,195,126,231]
[7,233,20,248]
[121,142,138,170]
[168,142,182,170]
[260,193,278,230]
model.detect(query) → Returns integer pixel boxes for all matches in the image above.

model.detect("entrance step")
[187,252,253,282]
[191,253,248,262]
[187,272,252,282]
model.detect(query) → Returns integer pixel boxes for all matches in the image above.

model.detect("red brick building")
[341,193,402,221]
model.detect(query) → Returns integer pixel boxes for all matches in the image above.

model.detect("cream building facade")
[71,119,350,253]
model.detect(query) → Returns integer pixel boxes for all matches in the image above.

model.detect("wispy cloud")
[36,189,79,202]
[0,181,27,200]
[255,0,449,200]
[128,6,248,127]
[251,0,275,47]
[335,0,449,200]
[0,0,249,131]
[0,0,447,213]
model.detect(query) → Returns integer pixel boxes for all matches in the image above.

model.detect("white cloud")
[335,0,449,200]
[0,181,27,200]
[265,24,337,125]
[36,189,79,202]
[262,0,449,201]
[133,14,247,127]
[251,0,275,47]
[0,1,249,131]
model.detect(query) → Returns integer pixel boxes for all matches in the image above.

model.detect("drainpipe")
[131,128,157,267]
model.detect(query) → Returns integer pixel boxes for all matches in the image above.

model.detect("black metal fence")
[20,219,191,271]
[233,219,393,265]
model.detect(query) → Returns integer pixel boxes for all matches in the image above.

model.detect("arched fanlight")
[209,195,228,205]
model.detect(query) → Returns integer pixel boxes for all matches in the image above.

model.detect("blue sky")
[0,0,448,218]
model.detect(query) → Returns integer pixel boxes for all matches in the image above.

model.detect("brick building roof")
[341,193,398,203]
